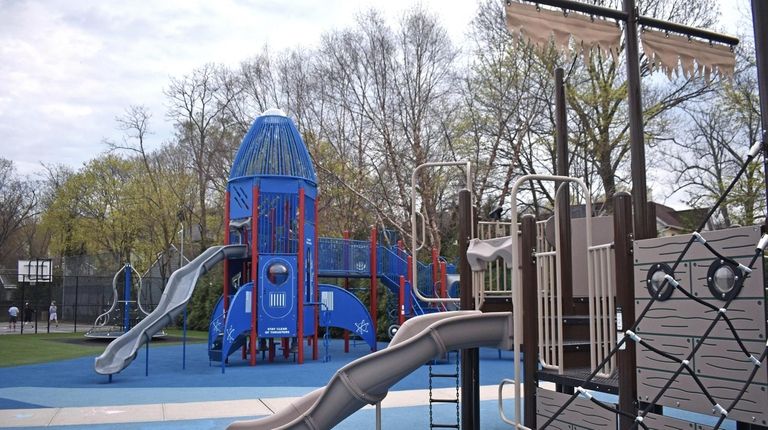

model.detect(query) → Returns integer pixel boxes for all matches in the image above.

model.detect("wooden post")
[521,214,539,428]
[645,202,657,239]
[614,192,638,429]
[624,0,650,240]
[458,189,480,430]
[554,67,574,315]
[752,0,768,230]
[370,227,378,351]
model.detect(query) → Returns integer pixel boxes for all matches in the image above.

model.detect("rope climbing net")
[540,141,768,430]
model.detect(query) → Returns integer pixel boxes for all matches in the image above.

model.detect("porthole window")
[267,262,289,286]
[645,263,675,301]
[707,260,744,301]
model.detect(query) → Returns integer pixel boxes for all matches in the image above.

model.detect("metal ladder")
[428,350,460,429]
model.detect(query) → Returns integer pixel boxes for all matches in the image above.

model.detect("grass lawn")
[0,328,207,368]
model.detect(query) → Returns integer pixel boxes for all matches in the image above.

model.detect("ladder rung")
[431,398,459,403]
[429,372,459,378]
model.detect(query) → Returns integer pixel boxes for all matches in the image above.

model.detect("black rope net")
[539,142,768,430]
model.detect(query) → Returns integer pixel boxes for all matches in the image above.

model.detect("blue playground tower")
[209,109,376,368]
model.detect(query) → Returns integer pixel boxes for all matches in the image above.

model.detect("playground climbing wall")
[633,225,767,426]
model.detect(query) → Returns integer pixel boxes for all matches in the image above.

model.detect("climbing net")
[540,141,768,430]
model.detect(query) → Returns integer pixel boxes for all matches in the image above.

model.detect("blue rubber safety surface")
[0,338,518,410]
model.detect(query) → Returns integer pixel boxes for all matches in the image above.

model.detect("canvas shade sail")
[505,1,621,59]
[641,29,735,81]
[504,1,735,81]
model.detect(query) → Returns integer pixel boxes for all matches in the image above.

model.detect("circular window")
[707,260,744,301]
[645,263,675,301]
[267,262,289,286]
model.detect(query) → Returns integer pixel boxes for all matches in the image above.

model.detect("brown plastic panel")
[633,225,767,426]
[536,387,617,429]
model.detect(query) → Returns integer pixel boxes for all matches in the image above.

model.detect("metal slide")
[227,310,514,430]
[94,244,248,375]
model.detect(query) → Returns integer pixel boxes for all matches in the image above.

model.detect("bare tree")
[165,64,240,251]
[0,159,38,265]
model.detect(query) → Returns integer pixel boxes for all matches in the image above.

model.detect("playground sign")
[17,259,52,284]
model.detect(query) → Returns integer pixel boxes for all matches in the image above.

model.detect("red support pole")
[223,191,231,316]
[440,261,447,299]
[431,247,439,298]
[369,227,378,351]
[312,197,319,361]
[297,188,305,364]
[407,255,413,316]
[250,186,259,366]
[343,230,350,353]
[398,275,405,325]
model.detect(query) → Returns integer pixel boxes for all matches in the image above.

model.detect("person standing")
[8,305,19,331]
[49,301,58,328]
[23,302,34,326]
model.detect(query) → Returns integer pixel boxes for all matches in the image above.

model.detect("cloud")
[0,0,479,175]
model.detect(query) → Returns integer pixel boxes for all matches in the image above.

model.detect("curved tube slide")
[228,310,514,430]
[466,236,516,271]
[94,244,248,375]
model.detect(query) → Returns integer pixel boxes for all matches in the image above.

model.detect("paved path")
[0,384,527,428]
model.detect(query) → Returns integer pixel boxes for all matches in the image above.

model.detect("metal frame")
[410,161,472,304]
[505,174,592,429]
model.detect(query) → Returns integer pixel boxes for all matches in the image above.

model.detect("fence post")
[74,276,79,333]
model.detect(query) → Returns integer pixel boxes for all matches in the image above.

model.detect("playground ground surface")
[0,334,739,429]
[0,334,525,430]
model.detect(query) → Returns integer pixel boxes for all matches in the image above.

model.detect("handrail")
[508,174,592,429]
[497,378,531,429]
[93,266,128,327]
[414,212,427,252]
[410,161,471,304]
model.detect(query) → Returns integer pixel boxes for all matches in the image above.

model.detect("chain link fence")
[1,272,169,333]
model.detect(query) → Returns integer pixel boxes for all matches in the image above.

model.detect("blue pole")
[183,304,187,370]
[145,332,150,377]
[124,264,131,332]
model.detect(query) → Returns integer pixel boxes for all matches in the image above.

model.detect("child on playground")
[49,301,58,327]
[8,305,18,331]
[23,302,34,326]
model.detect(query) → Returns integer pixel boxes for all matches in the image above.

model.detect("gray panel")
[633,298,765,340]
[696,338,768,384]
[637,369,768,425]
[634,227,759,263]
[643,412,713,430]
[635,333,691,373]
[537,388,617,429]
[570,216,614,298]
[633,226,767,426]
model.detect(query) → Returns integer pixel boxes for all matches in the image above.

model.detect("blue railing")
[317,238,371,277]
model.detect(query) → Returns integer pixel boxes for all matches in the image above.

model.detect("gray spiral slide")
[227,310,515,430]
[95,244,248,375]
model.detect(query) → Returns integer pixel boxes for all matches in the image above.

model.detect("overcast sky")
[0,0,752,184]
